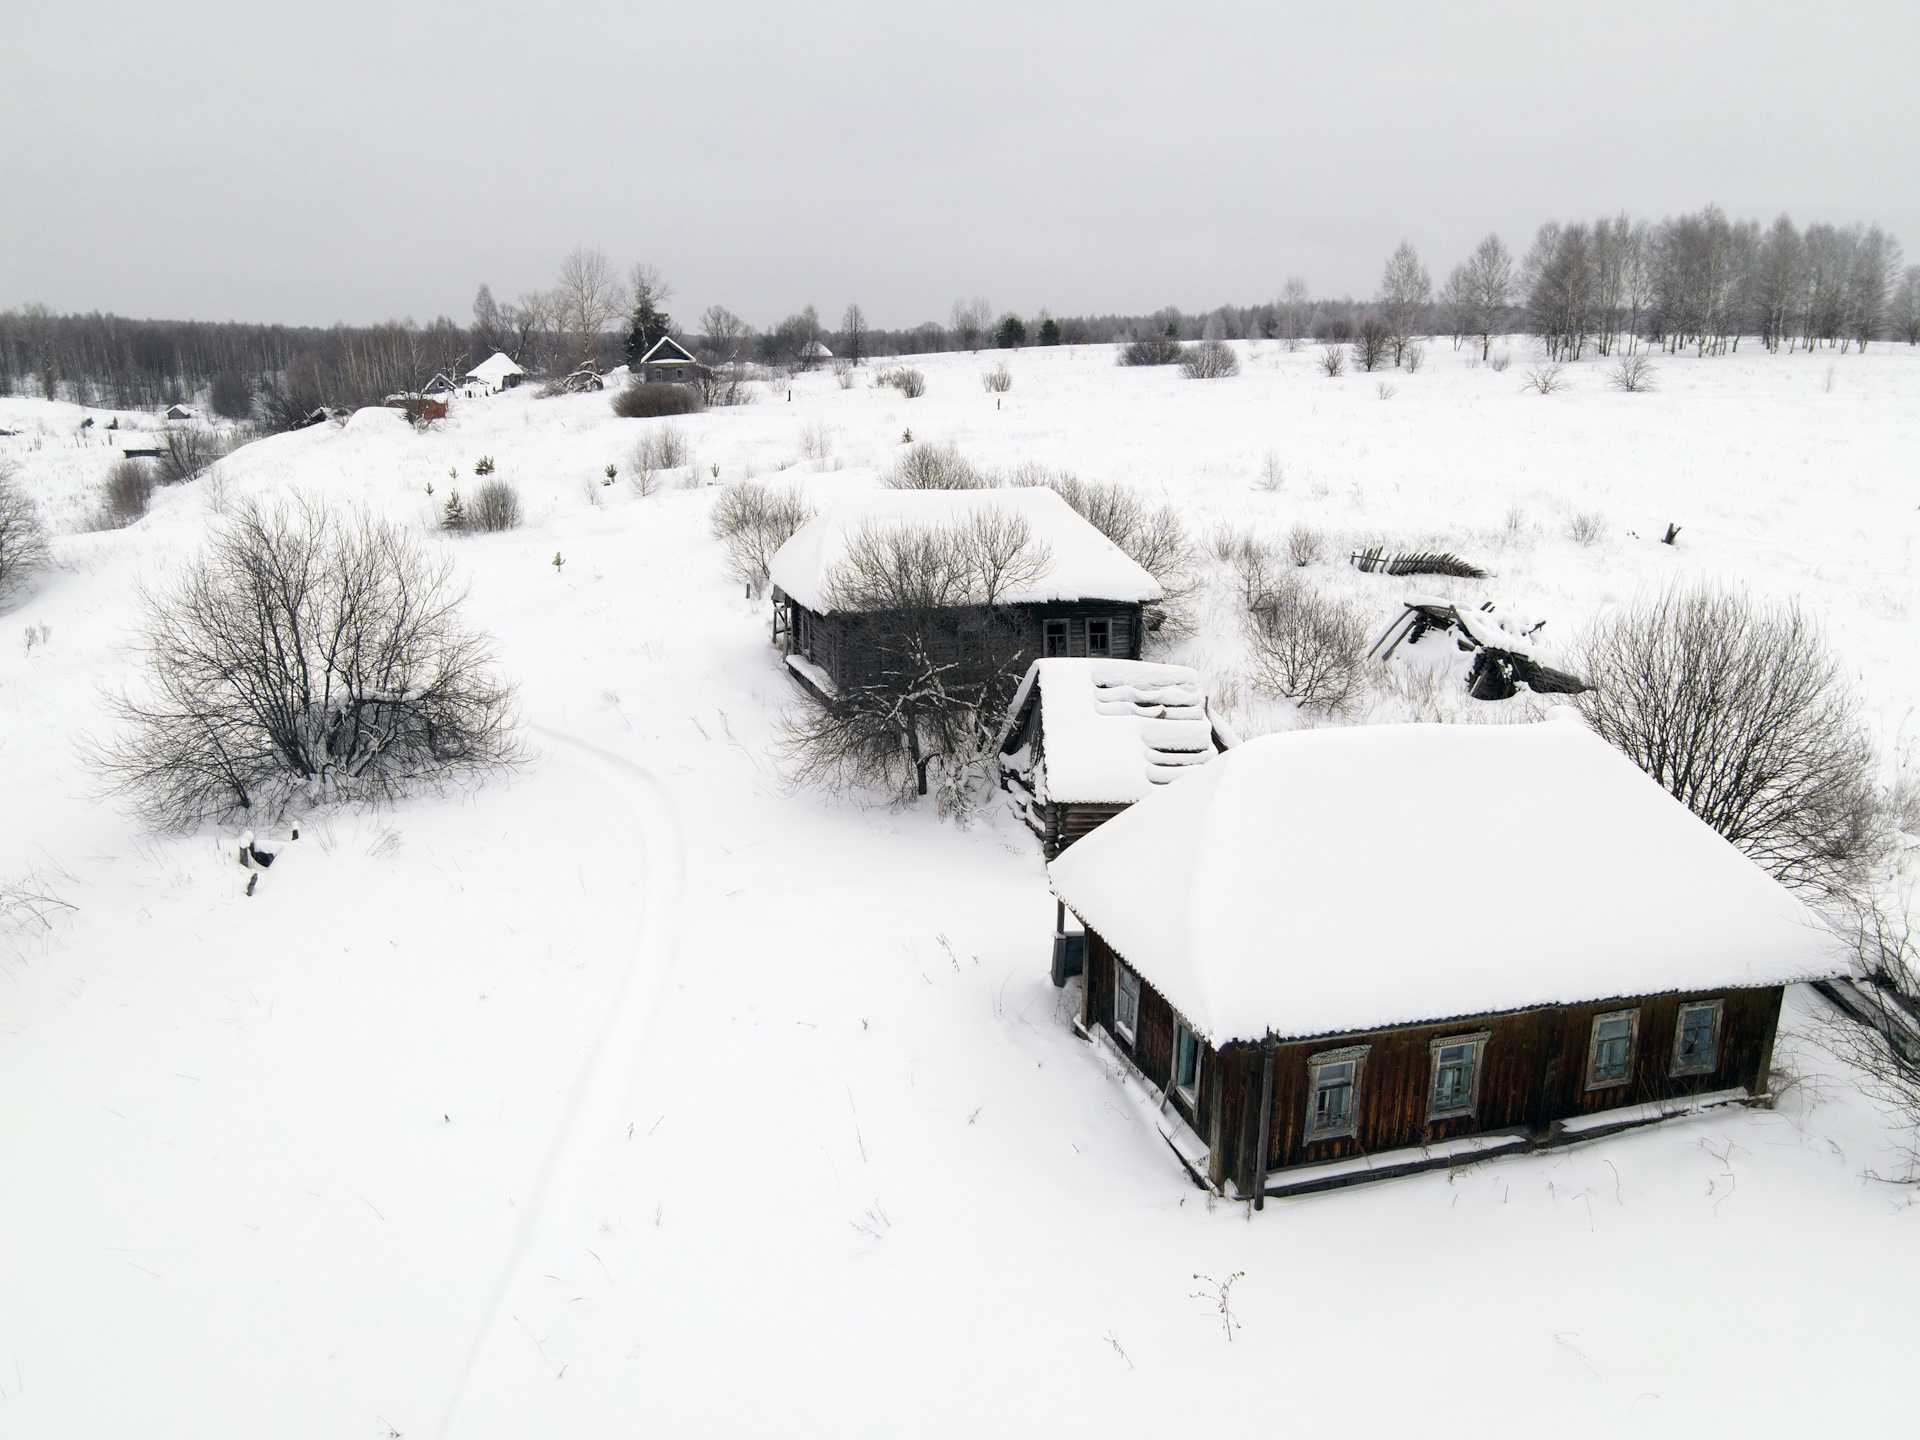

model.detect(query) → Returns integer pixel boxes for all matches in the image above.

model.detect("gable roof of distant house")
[465,352,525,386]
[638,335,698,366]
[770,488,1162,616]
[1048,717,1841,1045]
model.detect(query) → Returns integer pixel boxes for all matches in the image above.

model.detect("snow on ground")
[1,340,1916,1436]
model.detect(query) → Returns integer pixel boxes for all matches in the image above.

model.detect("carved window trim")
[1670,999,1725,1076]
[1425,1030,1492,1122]
[1305,1044,1370,1142]
[1585,1008,1641,1091]
[1113,958,1141,1043]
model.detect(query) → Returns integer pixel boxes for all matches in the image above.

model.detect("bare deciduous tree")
[1576,585,1882,893]
[1276,277,1312,351]
[0,461,52,606]
[840,304,870,365]
[1350,314,1393,372]
[553,247,628,365]
[1463,233,1514,361]
[91,495,522,825]
[1377,241,1431,366]
[710,479,812,596]
[700,305,751,363]
[949,297,992,352]
[1818,901,1920,1168]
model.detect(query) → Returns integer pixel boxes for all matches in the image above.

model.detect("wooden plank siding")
[785,599,1144,692]
[1080,924,1785,1197]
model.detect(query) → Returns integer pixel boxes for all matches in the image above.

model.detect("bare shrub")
[1244,577,1368,712]
[886,442,989,491]
[1350,315,1393,372]
[781,516,1051,809]
[1402,344,1425,374]
[877,367,926,398]
[1256,451,1286,491]
[1565,510,1608,546]
[1575,585,1882,893]
[1608,353,1658,392]
[1375,380,1398,400]
[1317,345,1346,377]
[1285,524,1324,567]
[1180,340,1240,379]
[833,358,857,390]
[91,494,522,825]
[0,463,52,605]
[1119,334,1183,366]
[1523,364,1568,394]
[631,423,691,490]
[157,425,232,485]
[1230,535,1284,606]
[1819,902,1920,1162]
[1488,350,1512,373]
[797,419,837,461]
[467,478,523,533]
[1015,471,1192,598]
[612,381,705,418]
[981,363,1012,393]
[710,479,813,596]
[97,459,156,530]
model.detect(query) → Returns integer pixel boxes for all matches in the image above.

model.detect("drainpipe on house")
[1252,1036,1277,1211]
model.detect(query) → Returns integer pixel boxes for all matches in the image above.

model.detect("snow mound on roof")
[1048,720,1841,1044]
[1006,659,1221,804]
[466,351,525,385]
[770,488,1161,614]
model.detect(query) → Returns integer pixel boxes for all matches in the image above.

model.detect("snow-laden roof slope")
[466,351,525,385]
[770,488,1162,615]
[1005,659,1222,804]
[1049,718,1841,1044]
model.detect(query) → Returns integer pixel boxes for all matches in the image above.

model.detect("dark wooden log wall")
[1079,927,1785,1192]
[1262,987,1783,1172]
[793,601,1143,690]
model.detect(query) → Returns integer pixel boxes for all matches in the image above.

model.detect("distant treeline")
[4,207,1913,425]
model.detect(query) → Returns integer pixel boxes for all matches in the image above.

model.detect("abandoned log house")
[768,489,1162,700]
[635,334,704,384]
[1047,718,1840,1201]
[998,658,1238,860]
[464,351,526,394]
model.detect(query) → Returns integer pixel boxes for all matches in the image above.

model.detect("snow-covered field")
[1,339,1916,1437]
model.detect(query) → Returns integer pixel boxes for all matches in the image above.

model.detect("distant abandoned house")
[163,404,197,421]
[465,352,526,394]
[998,658,1237,859]
[1048,718,1838,1202]
[635,335,704,384]
[768,489,1162,701]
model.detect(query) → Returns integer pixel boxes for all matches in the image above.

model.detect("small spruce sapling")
[604,464,617,486]
[474,456,495,476]
[441,489,466,531]
[551,551,565,575]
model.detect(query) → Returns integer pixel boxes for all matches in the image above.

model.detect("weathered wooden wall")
[794,601,1143,690]
[1081,926,1785,1193]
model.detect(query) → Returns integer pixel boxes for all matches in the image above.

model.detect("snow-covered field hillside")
[1,339,1916,1437]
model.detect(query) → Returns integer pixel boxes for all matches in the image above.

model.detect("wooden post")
[1252,1037,1276,1210]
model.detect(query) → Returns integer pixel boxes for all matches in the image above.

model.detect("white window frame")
[1670,998,1725,1077]
[1305,1045,1369,1142]
[1585,1008,1641,1091]
[1172,1021,1203,1108]
[1425,1030,1491,1122]
[1113,959,1142,1043]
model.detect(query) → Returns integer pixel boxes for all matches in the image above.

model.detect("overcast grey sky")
[3,2,1915,330]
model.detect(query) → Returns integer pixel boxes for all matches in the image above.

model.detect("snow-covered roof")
[1002,659,1223,804]
[802,340,833,357]
[466,351,526,385]
[639,335,698,365]
[770,489,1163,615]
[1049,717,1841,1045]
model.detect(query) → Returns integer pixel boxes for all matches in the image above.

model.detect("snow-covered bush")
[1180,340,1240,379]
[95,460,156,530]
[885,441,989,490]
[1565,510,1608,546]
[467,478,523,532]
[1523,364,1568,394]
[1576,585,1882,893]
[876,367,926,398]
[1013,470,1193,605]
[0,463,52,606]
[1317,345,1346,377]
[1286,524,1325,567]
[1350,316,1393,372]
[1119,334,1182,366]
[92,494,522,826]
[710,479,812,597]
[1243,576,1369,713]
[981,363,1012,393]
[611,381,704,418]
[157,424,232,485]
